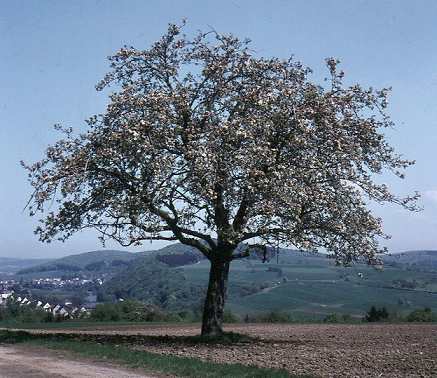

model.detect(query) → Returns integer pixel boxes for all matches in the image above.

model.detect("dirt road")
[0,345,156,378]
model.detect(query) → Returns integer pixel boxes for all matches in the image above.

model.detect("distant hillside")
[145,244,204,267]
[101,256,204,310]
[383,250,437,270]
[100,247,329,313]
[182,251,437,318]
[146,243,202,256]
[16,250,140,275]
[0,257,53,274]
[101,247,437,317]
[13,246,437,277]
[6,246,437,318]
[16,244,204,275]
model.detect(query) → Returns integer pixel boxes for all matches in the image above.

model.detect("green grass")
[0,330,305,377]
[0,320,176,329]
[230,280,437,316]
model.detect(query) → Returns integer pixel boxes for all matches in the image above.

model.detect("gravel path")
[0,345,156,378]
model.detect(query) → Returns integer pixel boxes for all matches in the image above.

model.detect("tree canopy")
[24,23,417,264]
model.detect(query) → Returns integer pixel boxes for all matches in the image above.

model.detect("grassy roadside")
[0,320,179,329]
[0,330,306,378]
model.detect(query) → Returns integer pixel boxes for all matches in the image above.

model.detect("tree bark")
[201,258,230,336]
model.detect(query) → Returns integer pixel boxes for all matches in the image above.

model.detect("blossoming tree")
[23,23,418,336]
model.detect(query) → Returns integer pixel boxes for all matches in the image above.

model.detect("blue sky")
[1,0,436,258]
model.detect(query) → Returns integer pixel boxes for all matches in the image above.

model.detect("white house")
[43,303,51,311]
[52,304,61,315]
[59,308,69,318]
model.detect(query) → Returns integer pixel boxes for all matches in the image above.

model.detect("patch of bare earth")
[0,345,157,378]
[8,323,437,377]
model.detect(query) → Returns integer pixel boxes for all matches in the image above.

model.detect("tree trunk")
[201,258,230,336]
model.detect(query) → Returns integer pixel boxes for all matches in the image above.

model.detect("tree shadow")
[0,329,261,346]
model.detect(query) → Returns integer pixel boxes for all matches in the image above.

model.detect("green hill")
[101,256,204,310]
[0,257,53,275]
[383,250,437,270]
[16,250,140,275]
[17,244,204,276]
[10,245,437,319]
[100,247,437,318]
[179,251,437,319]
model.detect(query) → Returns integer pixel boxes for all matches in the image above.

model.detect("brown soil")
[0,345,157,378]
[132,323,437,377]
[4,323,437,377]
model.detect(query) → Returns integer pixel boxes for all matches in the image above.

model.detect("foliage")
[0,301,54,324]
[156,253,201,267]
[365,306,389,322]
[101,257,204,310]
[323,313,340,323]
[222,309,241,323]
[323,313,356,323]
[407,308,433,322]
[84,260,107,271]
[90,300,173,322]
[173,309,201,322]
[250,311,293,323]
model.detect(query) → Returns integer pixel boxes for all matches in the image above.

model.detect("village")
[0,276,103,289]
[0,292,89,319]
[0,277,101,319]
